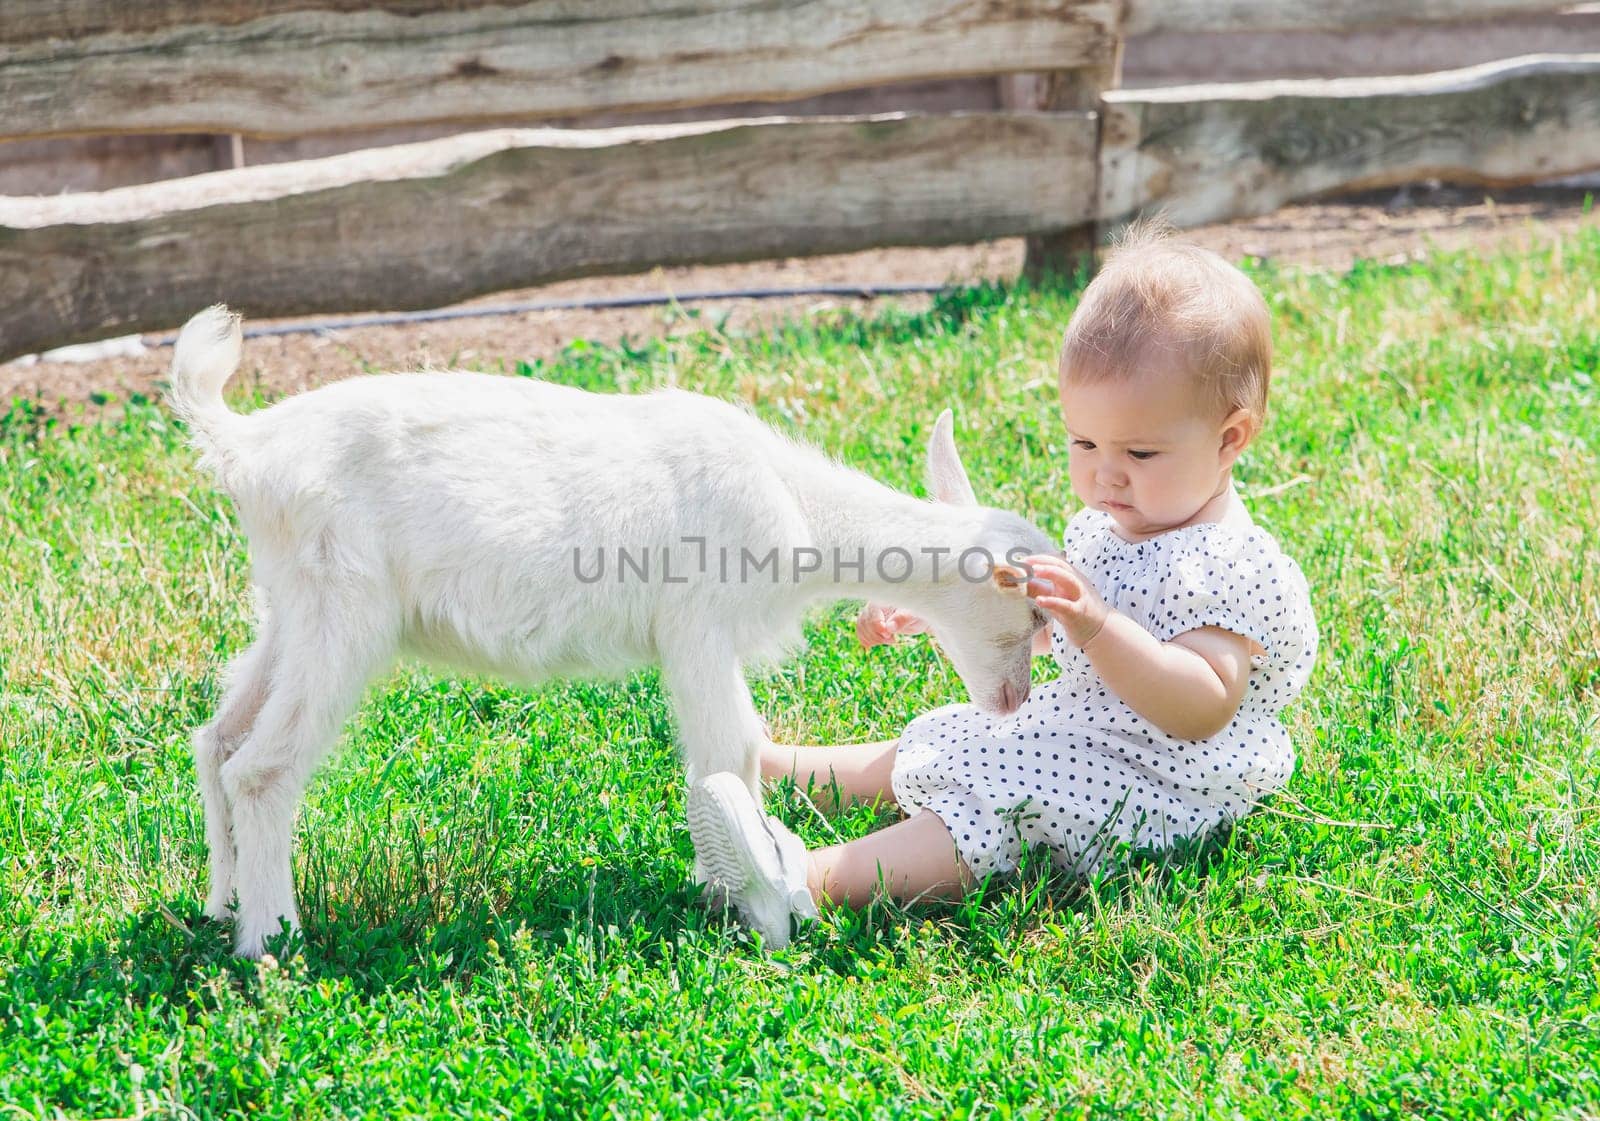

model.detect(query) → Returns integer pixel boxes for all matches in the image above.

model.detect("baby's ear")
[992,564,1028,594]
[1219,407,1261,465]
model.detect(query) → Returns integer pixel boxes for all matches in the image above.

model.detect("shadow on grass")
[0,813,1243,1028]
[7,662,1239,1020]
[0,854,708,1015]
[761,766,1249,976]
[801,819,1245,976]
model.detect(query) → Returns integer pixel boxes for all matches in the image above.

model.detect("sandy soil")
[4,182,1595,411]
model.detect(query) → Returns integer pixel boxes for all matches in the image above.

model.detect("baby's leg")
[760,738,899,811]
[688,776,972,944]
[807,809,973,908]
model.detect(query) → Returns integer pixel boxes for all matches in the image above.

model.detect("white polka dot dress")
[891,504,1318,879]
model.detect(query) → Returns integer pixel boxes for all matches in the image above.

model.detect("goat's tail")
[167,304,243,442]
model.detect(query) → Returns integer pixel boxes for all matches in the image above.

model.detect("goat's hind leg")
[222,599,393,958]
[194,628,276,921]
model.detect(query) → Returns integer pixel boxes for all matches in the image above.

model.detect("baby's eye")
[1072,439,1096,450]
[1128,450,1158,460]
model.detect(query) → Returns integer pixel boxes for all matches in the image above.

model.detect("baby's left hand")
[1020,554,1110,648]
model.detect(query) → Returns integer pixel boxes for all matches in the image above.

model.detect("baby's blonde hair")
[1059,221,1272,420]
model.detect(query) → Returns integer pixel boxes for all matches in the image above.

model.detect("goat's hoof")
[202,893,235,924]
[232,915,300,960]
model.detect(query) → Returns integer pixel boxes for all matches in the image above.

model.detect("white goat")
[169,305,1055,958]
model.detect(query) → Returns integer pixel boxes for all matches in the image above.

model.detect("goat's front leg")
[659,639,766,798]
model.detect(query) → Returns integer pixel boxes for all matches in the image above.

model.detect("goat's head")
[918,410,1056,717]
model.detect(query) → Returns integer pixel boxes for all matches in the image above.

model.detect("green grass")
[2,227,1597,1119]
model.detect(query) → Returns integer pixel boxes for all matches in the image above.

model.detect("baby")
[687,226,1319,947]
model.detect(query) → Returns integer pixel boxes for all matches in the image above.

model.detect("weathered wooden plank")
[1,1,512,43]
[0,78,1007,195]
[1123,0,1565,36]
[1099,54,1600,228]
[1122,10,1600,85]
[0,1,1117,140]
[4,0,1563,45]
[0,112,1096,360]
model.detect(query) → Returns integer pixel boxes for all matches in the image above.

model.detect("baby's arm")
[855,602,928,648]
[1022,554,1251,740]
[1079,615,1251,740]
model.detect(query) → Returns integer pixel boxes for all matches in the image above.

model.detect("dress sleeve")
[1149,528,1309,670]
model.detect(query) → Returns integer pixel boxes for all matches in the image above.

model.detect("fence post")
[1004,40,1124,281]
[212,134,244,170]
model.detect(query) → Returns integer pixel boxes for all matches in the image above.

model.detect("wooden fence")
[2,0,1598,361]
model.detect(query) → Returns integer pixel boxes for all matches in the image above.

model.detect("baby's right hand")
[856,602,928,648]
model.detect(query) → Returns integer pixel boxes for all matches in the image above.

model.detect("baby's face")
[1060,365,1244,540]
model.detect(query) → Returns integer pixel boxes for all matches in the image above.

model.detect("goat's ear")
[992,563,1029,596]
[927,409,979,506]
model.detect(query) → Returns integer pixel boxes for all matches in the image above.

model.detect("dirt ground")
[4,182,1596,410]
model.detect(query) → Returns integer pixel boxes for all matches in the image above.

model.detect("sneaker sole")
[686,775,793,949]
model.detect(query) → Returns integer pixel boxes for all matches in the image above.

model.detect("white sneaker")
[687,772,818,949]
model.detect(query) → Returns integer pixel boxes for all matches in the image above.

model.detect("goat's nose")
[999,681,1025,713]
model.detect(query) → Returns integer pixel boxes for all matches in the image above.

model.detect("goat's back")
[215,373,816,678]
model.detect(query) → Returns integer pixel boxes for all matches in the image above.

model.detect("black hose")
[147,283,952,346]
